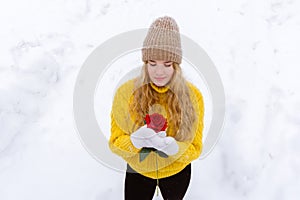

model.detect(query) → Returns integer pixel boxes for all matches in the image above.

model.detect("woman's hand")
[130,126,179,155]
[150,132,179,156]
[130,125,157,149]
[155,136,179,156]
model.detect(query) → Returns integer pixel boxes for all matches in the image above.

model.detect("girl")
[109,16,204,200]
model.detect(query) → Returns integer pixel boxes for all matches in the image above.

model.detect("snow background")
[1,0,300,199]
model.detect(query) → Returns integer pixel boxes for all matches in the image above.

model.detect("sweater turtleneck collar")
[150,82,170,93]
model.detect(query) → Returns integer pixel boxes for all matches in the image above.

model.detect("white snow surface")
[0,0,300,199]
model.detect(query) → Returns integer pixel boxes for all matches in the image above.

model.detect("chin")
[154,82,166,87]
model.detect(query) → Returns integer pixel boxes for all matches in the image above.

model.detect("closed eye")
[148,61,173,67]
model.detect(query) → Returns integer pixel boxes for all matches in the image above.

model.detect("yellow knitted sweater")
[109,79,204,179]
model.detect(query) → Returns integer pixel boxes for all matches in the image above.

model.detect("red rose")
[145,113,168,133]
[139,113,169,162]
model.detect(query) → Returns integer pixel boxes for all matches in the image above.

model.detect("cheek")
[166,68,174,77]
[147,67,154,77]
[147,67,152,76]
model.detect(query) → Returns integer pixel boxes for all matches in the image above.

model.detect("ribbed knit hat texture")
[142,16,182,64]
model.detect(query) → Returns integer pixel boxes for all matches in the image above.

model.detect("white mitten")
[148,131,168,149]
[151,134,179,156]
[156,131,167,137]
[130,125,157,149]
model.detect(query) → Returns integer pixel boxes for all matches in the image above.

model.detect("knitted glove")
[151,132,179,156]
[130,125,157,149]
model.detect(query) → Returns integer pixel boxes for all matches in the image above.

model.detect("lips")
[155,77,165,81]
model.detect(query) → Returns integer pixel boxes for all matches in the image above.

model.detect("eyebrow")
[149,60,173,64]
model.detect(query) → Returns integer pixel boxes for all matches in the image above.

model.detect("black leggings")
[125,164,191,200]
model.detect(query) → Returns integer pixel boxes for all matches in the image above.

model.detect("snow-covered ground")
[1,0,300,199]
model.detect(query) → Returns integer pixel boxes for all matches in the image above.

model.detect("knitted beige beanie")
[142,16,182,64]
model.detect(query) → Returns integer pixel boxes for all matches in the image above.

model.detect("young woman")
[109,16,204,200]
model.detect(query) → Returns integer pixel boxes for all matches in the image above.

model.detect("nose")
[155,65,165,75]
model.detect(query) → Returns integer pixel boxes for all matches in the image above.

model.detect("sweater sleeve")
[171,83,204,163]
[108,79,140,159]
[109,113,140,158]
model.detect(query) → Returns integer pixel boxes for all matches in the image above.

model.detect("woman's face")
[147,60,174,87]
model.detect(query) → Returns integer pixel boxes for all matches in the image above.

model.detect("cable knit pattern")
[109,79,204,179]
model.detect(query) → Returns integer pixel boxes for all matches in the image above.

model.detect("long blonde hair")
[128,62,196,142]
